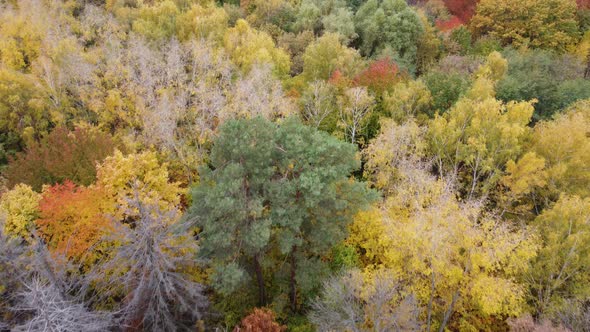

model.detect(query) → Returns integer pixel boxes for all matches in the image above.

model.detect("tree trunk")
[290,247,297,312]
[253,253,266,306]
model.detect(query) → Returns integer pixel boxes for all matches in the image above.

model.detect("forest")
[0,0,589,330]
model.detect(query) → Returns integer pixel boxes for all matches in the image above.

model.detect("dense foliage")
[0,0,589,330]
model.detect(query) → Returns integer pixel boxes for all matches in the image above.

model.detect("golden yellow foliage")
[96,150,184,218]
[531,99,590,199]
[471,0,580,52]
[0,184,41,239]
[223,19,291,77]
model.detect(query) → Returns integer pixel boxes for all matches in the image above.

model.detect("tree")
[309,269,422,331]
[0,184,41,239]
[35,181,115,266]
[496,49,590,120]
[222,64,296,122]
[176,3,229,42]
[428,52,534,198]
[300,80,338,130]
[338,87,375,144]
[382,79,433,122]
[352,57,400,95]
[188,117,376,313]
[95,150,183,219]
[355,118,538,330]
[1,215,112,331]
[423,70,470,113]
[233,308,286,332]
[528,195,590,317]
[415,10,441,74]
[301,32,361,82]
[442,0,477,23]
[471,0,580,52]
[131,0,180,40]
[0,68,50,146]
[362,119,427,194]
[530,99,590,202]
[347,173,537,330]
[5,126,116,191]
[13,277,112,332]
[90,194,207,331]
[223,19,291,77]
[354,0,424,69]
[322,7,357,45]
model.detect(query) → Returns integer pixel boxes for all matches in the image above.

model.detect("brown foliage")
[233,308,286,332]
[4,127,116,191]
[443,0,478,23]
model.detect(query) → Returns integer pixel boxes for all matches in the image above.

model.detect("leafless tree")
[12,277,112,332]
[301,80,337,128]
[90,191,208,331]
[309,269,422,332]
[223,64,295,122]
[1,217,113,331]
[339,87,374,144]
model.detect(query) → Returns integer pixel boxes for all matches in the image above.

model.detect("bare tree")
[301,80,337,128]
[339,87,375,144]
[1,216,112,331]
[309,269,422,332]
[12,277,112,332]
[90,191,208,331]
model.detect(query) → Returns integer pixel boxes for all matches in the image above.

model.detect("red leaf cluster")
[352,57,400,94]
[436,16,464,32]
[233,308,286,332]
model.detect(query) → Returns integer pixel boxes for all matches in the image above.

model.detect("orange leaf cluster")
[35,181,115,262]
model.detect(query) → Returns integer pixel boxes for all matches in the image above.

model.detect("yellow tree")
[176,3,228,42]
[223,19,290,77]
[382,79,433,124]
[350,120,538,330]
[96,150,184,219]
[530,99,590,201]
[427,52,534,198]
[348,172,537,331]
[301,32,361,82]
[0,184,41,239]
[528,195,590,316]
[471,0,580,52]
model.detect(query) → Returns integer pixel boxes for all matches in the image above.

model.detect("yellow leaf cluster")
[223,19,291,77]
[0,184,41,239]
[96,150,184,218]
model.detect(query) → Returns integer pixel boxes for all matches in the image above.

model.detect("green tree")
[188,117,376,313]
[497,49,590,120]
[354,0,424,70]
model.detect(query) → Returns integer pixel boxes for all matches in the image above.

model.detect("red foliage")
[5,127,117,191]
[578,0,590,8]
[436,16,464,32]
[36,181,115,262]
[443,0,479,23]
[352,57,400,94]
[328,69,345,85]
[233,308,286,332]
